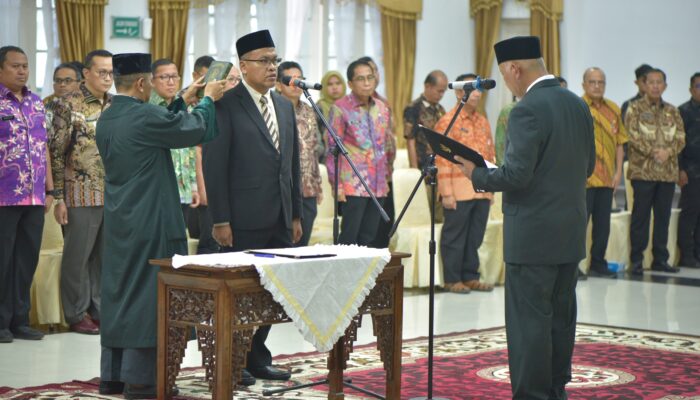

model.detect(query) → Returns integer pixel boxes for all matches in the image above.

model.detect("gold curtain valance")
[149,0,191,11]
[190,0,225,8]
[469,0,502,16]
[377,0,421,19]
[57,0,108,4]
[530,0,563,21]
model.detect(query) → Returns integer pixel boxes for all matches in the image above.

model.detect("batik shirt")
[403,95,446,169]
[326,93,391,198]
[625,96,685,182]
[0,84,47,206]
[296,101,322,198]
[583,95,628,188]
[150,92,197,204]
[436,106,495,202]
[49,83,110,207]
[495,102,515,166]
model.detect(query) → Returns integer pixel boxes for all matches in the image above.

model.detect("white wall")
[413,0,474,112]
[103,0,150,54]
[561,0,700,107]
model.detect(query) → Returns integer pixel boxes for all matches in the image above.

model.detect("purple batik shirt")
[0,83,48,206]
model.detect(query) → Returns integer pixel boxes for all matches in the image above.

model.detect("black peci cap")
[494,36,542,64]
[113,53,152,76]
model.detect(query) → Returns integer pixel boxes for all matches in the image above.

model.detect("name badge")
[1,115,15,121]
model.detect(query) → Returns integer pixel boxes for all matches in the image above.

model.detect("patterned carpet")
[2,324,700,399]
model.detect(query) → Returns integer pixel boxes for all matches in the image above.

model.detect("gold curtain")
[55,0,108,63]
[470,0,502,113]
[377,0,421,147]
[530,0,563,76]
[149,0,190,76]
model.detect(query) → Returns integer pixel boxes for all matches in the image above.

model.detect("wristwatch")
[46,190,56,197]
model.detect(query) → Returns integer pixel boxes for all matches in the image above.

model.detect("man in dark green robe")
[95,53,224,399]
[456,37,595,400]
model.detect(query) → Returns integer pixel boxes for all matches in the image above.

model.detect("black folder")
[419,124,488,167]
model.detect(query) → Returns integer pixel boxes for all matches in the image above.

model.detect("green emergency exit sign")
[112,17,141,39]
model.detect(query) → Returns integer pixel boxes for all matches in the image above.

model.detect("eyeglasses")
[94,69,113,79]
[53,78,78,85]
[586,80,606,86]
[353,75,376,83]
[154,74,181,83]
[242,57,282,67]
[226,76,241,84]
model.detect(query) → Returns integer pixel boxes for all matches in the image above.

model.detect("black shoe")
[0,329,12,343]
[589,268,617,278]
[577,268,588,280]
[11,325,44,340]
[239,369,256,386]
[679,257,700,268]
[99,380,124,395]
[248,366,292,381]
[123,384,156,399]
[651,262,680,273]
[629,262,644,276]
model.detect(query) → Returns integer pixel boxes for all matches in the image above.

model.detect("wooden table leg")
[157,275,167,400]
[327,336,346,400]
[214,281,233,400]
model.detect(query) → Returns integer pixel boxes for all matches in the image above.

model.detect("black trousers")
[440,199,490,283]
[630,180,675,264]
[297,196,317,247]
[0,206,44,330]
[585,188,613,272]
[196,205,219,255]
[220,212,292,369]
[339,196,385,246]
[678,176,700,260]
[369,182,394,248]
[505,262,578,400]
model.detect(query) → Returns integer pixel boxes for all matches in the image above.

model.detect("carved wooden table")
[152,253,407,400]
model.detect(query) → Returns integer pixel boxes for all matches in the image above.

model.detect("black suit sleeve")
[472,105,540,192]
[291,102,303,220]
[585,111,595,178]
[203,97,233,225]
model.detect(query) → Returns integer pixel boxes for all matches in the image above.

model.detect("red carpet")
[2,324,699,399]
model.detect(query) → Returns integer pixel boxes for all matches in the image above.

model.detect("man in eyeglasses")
[203,29,301,386]
[149,58,200,231]
[44,63,81,104]
[325,59,391,246]
[44,62,82,127]
[48,49,113,336]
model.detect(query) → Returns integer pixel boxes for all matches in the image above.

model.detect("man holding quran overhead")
[95,53,224,398]
[454,36,595,399]
[203,29,302,386]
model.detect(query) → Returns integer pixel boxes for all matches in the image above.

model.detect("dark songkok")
[236,29,275,58]
[494,36,542,64]
[113,53,152,76]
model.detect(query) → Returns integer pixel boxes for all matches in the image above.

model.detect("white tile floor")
[1,270,699,389]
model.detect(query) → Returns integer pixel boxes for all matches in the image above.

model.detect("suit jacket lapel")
[234,85,276,149]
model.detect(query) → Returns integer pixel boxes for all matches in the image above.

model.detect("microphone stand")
[389,83,479,400]
[262,87,389,399]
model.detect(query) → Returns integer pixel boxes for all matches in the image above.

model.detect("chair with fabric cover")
[391,168,445,287]
[393,148,410,169]
[29,204,67,329]
[309,163,335,245]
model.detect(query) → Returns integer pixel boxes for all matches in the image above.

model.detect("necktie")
[259,96,279,151]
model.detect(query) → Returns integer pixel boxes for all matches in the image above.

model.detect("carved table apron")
[151,253,407,400]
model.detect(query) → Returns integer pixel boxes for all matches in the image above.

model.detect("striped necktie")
[259,96,279,151]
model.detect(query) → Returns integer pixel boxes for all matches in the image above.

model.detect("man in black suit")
[203,29,302,385]
[456,36,595,400]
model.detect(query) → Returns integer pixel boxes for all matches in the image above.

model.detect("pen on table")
[252,253,275,258]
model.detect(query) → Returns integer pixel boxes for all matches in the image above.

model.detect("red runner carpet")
[1,324,699,399]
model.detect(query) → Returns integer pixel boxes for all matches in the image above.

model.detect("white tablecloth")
[172,245,391,352]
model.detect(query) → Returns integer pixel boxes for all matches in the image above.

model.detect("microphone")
[281,75,322,90]
[448,77,496,91]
